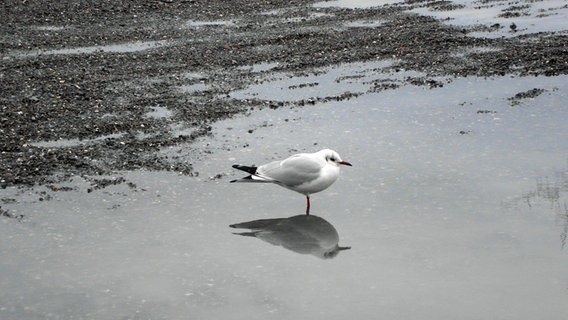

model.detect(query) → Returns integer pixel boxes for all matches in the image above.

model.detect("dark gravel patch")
[1,0,567,188]
[508,88,547,106]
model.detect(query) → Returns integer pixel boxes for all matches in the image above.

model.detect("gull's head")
[321,149,352,167]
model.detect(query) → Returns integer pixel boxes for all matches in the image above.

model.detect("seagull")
[230,149,352,214]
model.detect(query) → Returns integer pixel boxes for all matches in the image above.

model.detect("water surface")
[2,65,567,319]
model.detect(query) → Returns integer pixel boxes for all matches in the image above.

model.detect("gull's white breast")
[287,162,340,195]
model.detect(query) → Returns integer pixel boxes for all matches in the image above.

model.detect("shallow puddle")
[185,20,237,28]
[313,0,402,8]
[11,40,169,58]
[178,82,209,94]
[229,60,396,101]
[144,106,174,120]
[412,0,568,38]
[2,60,567,319]
[238,62,281,73]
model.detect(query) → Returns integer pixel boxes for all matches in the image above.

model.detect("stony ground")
[1,0,566,188]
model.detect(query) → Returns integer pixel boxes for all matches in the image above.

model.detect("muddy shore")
[1,0,567,188]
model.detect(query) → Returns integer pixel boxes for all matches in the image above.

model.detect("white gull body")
[231,149,352,214]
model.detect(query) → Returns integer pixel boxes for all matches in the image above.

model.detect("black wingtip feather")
[232,164,258,175]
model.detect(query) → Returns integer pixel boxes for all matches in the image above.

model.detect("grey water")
[2,62,567,319]
[10,40,169,59]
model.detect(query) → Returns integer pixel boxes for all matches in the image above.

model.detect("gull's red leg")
[306,195,310,215]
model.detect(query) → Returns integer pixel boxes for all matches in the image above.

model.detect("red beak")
[339,161,352,166]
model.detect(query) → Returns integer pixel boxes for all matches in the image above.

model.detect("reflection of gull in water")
[230,215,351,259]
